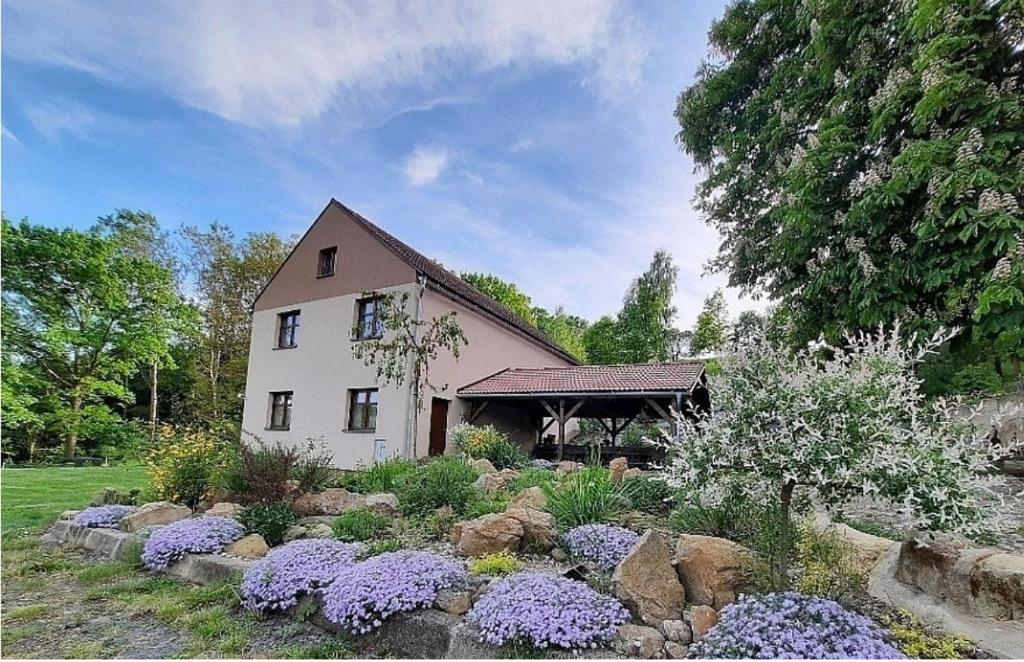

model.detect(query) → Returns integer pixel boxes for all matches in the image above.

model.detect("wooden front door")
[428,398,449,456]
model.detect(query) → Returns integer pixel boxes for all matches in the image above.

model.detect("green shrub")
[882,609,974,658]
[218,437,301,505]
[795,522,865,601]
[450,423,528,469]
[507,467,557,494]
[395,456,479,516]
[620,476,674,513]
[146,426,230,507]
[332,508,391,542]
[465,496,509,519]
[469,551,524,576]
[238,502,297,546]
[363,538,402,557]
[291,439,336,493]
[543,467,626,528]
[354,457,417,493]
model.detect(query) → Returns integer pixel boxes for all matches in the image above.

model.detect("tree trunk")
[777,479,796,590]
[149,361,159,442]
[64,391,82,459]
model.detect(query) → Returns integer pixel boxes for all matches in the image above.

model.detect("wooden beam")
[467,400,490,424]
[565,400,584,419]
[540,400,559,420]
[557,399,565,461]
[646,398,673,424]
[595,418,613,435]
[612,413,639,435]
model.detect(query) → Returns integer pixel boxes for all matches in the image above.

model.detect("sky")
[1,0,768,329]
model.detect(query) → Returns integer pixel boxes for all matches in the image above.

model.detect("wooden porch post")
[557,399,566,461]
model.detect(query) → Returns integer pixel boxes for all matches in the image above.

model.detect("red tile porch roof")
[458,361,705,397]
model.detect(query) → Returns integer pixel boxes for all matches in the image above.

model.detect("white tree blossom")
[667,325,1018,537]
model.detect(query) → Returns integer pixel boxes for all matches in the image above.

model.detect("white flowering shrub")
[668,325,1016,581]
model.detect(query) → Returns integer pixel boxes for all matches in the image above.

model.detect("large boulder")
[894,531,972,601]
[120,501,190,532]
[205,502,244,519]
[614,624,665,659]
[509,486,546,510]
[504,506,557,552]
[973,553,1024,620]
[292,488,366,516]
[225,533,270,559]
[556,461,583,475]
[674,534,751,610]
[613,530,686,625]
[365,493,400,516]
[472,469,519,496]
[452,513,524,557]
[609,457,629,482]
[471,458,497,474]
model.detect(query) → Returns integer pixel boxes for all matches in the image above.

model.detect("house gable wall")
[254,202,416,312]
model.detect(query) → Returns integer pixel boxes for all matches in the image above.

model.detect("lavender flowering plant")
[241,539,360,612]
[321,550,465,634]
[72,505,136,528]
[562,524,638,571]
[468,572,629,651]
[141,516,244,570]
[692,592,905,659]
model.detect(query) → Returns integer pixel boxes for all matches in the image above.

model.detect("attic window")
[318,247,337,277]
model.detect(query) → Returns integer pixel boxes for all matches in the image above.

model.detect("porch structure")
[457,362,708,466]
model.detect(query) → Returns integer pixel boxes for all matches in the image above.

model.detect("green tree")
[617,250,679,362]
[583,315,622,364]
[676,0,1024,374]
[691,290,730,355]
[2,217,189,458]
[181,225,294,426]
[535,306,589,363]
[462,272,538,325]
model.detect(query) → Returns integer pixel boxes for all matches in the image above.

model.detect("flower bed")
[321,550,466,634]
[468,571,629,651]
[72,505,137,528]
[692,592,905,659]
[562,524,638,571]
[141,516,245,570]
[241,539,360,612]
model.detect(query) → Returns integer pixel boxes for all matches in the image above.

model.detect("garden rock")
[453,513,524,557]
[614,624,665,658]
[365,492,400,515]
[120,501,190,532]
[895,530,973,600]
[434,588,473,615]
[509,486,546,510]
[658,619,692,645]
[293,488,366,516]
[283,525,308,543]
[471,458,497,474]
[551,547,568,562]
[973,553,1024,620]
[622,468,643,481]
[673,534,751,609]
[556,461,583,475]
[609,457,629,482]
[504,506,557,551]
[686,606,718,640]
[613,530,686,625]
[225,533,270,559]
[663,641,689,659]
[205,502,244,519]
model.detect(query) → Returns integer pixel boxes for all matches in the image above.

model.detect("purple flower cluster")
[321,550,466,634]
[692,592,905,659]
[141,516,244,570]
[562,524,638,571]
[241,539,360,612]
[468,572,629,651]
[72,505,137,528]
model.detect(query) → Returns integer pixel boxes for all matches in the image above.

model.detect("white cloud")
[2,125,20,144]
[4,0,647,127]
[402,145,450,188]
[24,99,96,142]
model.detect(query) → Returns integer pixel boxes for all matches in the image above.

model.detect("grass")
[1,465,148,533]
[5,604,53,621]
[275,637,356,659]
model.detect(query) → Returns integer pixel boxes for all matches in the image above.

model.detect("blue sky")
[2,0,766,328]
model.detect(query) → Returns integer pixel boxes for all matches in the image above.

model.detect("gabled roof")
[328,199,579,365]
[458,362,705,397]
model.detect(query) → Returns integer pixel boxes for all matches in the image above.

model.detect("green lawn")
[1,465,148,534]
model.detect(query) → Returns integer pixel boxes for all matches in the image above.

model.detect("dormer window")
[277,310,300,348]
[318,247,337,277]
